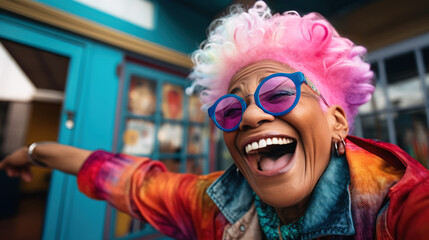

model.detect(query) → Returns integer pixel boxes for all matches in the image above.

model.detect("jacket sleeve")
[394,178,429,240]
[77,150,225,240]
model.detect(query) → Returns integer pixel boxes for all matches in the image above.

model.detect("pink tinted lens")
[258,76,297,113]
[215,96,243,129]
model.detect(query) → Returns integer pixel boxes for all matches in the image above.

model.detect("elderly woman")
[1,1,429,239]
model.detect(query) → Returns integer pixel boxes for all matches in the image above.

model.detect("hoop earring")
[334,136,346,156]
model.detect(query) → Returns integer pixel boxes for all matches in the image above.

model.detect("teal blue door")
[0,13,107,240]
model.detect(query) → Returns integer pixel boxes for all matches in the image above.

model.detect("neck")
[274,195,311,225]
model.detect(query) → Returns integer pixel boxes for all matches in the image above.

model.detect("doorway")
[0,38,69,239]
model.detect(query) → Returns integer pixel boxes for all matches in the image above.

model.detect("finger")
[6,168,18,177]
[6,168,14,177]
[7,169,17,177]
[0,160,6,169]
[12,169,20,178]
[18,167,32,177]
[21,170,33,182]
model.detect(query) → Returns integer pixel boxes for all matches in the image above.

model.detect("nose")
[239,99,275,130]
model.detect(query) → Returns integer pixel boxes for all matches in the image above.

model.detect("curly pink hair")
[187,1,374,128]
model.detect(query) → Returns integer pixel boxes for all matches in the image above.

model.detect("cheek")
[223,132,234,148]
[291,102,330,135]
[299,108,332,174]
[285,103,332,164]
[223,132,249,170]
[223,132,239,158]
[300,110,332,152]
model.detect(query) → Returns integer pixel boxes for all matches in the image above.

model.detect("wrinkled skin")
[223,60,349,223]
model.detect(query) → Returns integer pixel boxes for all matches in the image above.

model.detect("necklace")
[278,224,284,240]
[254,193,303,240]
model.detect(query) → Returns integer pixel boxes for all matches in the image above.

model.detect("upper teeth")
[245,137,294,154]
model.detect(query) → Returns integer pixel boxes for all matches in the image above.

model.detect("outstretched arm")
[0,143,91,181]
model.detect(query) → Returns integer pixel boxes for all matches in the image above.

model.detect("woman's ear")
[327,105,349,141]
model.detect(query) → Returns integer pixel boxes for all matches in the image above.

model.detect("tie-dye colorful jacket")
[78,136,429,239]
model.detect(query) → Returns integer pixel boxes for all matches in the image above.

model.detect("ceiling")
[176,0,376,20]
[261,0,376,18]
[175,0,429,51]
[1,39,69,92]
[175,0,233,16]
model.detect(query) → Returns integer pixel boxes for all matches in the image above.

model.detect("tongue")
[260,153,293,171]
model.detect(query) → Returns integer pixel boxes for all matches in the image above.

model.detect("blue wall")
[2,0,213,238]
[32,0,211,54]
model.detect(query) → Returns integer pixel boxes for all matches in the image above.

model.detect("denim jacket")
[208,152,355,239]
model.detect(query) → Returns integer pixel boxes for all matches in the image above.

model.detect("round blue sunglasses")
[208,72,328,132]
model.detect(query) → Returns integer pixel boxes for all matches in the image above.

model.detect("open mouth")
[244,137,297,176]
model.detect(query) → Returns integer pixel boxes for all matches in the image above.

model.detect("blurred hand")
[0,147,33,182]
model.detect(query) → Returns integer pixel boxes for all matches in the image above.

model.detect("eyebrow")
[228,76,266,95]
[229,87,241,95]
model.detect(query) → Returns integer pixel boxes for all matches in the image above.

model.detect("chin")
[252,180,310,208]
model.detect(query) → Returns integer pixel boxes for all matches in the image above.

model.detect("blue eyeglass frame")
[208,72,327,132]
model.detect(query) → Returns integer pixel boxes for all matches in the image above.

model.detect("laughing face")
[223,60,348,210]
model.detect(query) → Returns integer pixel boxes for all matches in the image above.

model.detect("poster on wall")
[158,123,183,153]
[186,158,203,174]
[161,83,183,120]
[188,95,205,123]
[187,126,204,155]
[128,76,157,116]
[122,119,155,155]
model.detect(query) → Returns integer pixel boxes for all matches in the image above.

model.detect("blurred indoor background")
[0,0,428,239]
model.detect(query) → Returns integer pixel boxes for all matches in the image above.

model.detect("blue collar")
[206,154,355,238]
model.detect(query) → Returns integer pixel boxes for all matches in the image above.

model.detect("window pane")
[186,157,204,174]
[188,95,205,123]
[158,123,183,153]
[385,52,424,109]
[114,211,166,238]
[187,126,205,155]
[359,62,385,113]
[122,119,155,155]
[394,108,429,168]
[114,210,133,238]
[360,114,389,142]
[160,157,181,173]
[161,83,183,120]
[422,47,429,90]
[424,47,429,73]
[216,137,234,171]
[128,76,157,116]
[0,101,8,153]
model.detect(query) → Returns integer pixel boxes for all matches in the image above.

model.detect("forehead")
[228,60,295,92]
